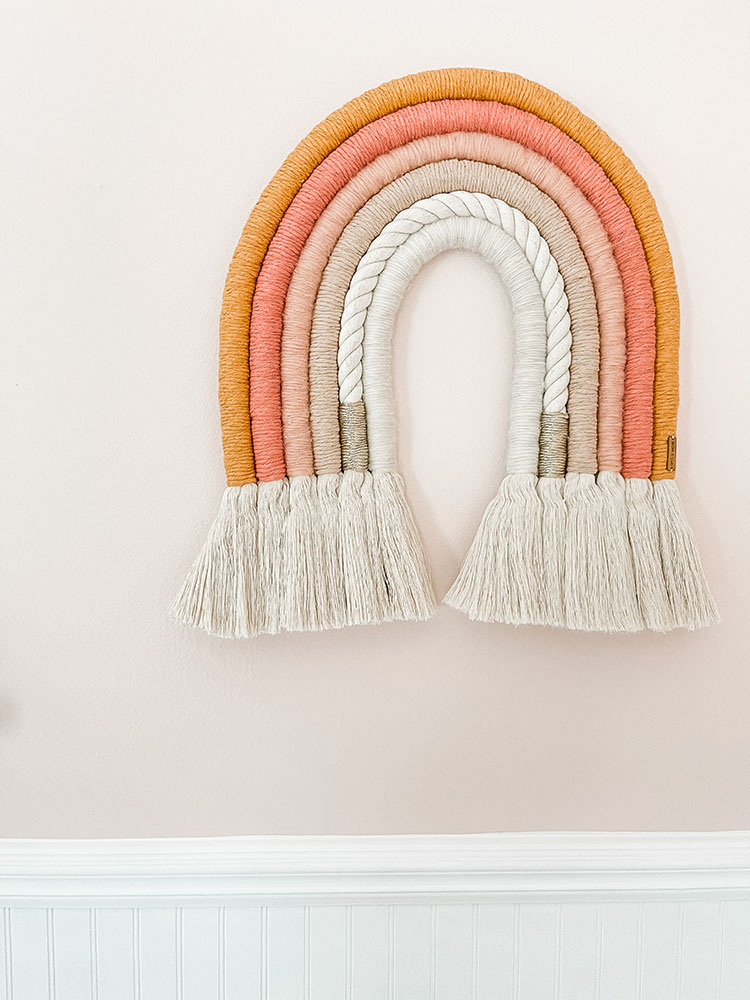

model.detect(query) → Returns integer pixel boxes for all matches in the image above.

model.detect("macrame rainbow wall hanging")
[173,69,718,636]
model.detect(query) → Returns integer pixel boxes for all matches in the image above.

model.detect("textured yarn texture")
[281,131,625,477]
[173,70,718,638]
[337,191,570,410]
[358,216,547,474]
[250,98,655,482]
[309,159,597,476]
[335,192,571,477]
[222,70,677,487]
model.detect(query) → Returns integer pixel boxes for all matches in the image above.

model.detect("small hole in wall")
[392,249,514,594]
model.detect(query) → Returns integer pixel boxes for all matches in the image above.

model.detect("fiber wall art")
[173,68,718,637]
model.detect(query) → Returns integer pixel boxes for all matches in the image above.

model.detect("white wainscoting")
[1,833,750,999]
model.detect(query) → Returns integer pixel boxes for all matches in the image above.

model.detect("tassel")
[257,479,289,635]
[652,480,719,629]
[233,484,260,637]
[445,473,544,625]
[564,472,608,630]
[338,470,389,625]
[444,491,505,622]
[373,471,436,622]
[172,485,258,638]
[537,476,566,627]
[316,473,348,629]
[361,470,392,623]
[625,478,673,631]
[596,471,641,632]
[283,476,324,632]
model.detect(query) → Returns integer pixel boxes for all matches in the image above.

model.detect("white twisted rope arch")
[337,191,572,415]
[355,215,548,474]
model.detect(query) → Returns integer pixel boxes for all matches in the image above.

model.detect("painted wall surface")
[2,0,749,837]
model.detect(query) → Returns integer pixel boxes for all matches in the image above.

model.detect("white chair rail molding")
[1,831,750,999]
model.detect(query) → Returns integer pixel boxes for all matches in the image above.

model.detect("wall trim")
[2,832,750,906]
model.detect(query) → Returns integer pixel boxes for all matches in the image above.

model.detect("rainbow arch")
[173,68,717,636]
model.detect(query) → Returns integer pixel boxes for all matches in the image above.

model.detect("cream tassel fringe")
[256,479,289,635]
[373,471,436,622]
[171,484,259,638]
[173,471,434,636]
[563,473,607,630]
[562,471,640,631]
[596,471,641,632]
[445,473,544,625]
[625,478,673,631]
[338,470,389,625]
[536,476,566,627]
[562,471,640,632]
[173,475,718,637]
[652,480,719,629]
[316,473,347,629]
[284,476,325,632]
[234,484,260,637]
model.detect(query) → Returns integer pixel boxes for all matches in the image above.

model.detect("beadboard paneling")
[2,901,750,1000]
[1,834,749,999]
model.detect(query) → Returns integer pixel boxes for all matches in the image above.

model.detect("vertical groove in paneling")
[175,909,184,1000]
[133,909,141,1000]
[387,906,395,1000]
[470,904,478,1000]
[674,902,686,1000]
[512,903,520,1000]
[89,910,98,1000]
[594,904,603,1000]
[553,904,562,1000]
[715,900,726,999]
[46,909,55,1000]
[218,908,225,1000]
[259,907,268,1000]
[635,902,645,1000]
[345,906,353,1000]
[303,907,311,1000]
[89,906,99,1000]
[429,905,437,1000]
[3,909,12,1000]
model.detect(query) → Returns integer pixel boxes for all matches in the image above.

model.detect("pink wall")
[3,0,748,836]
